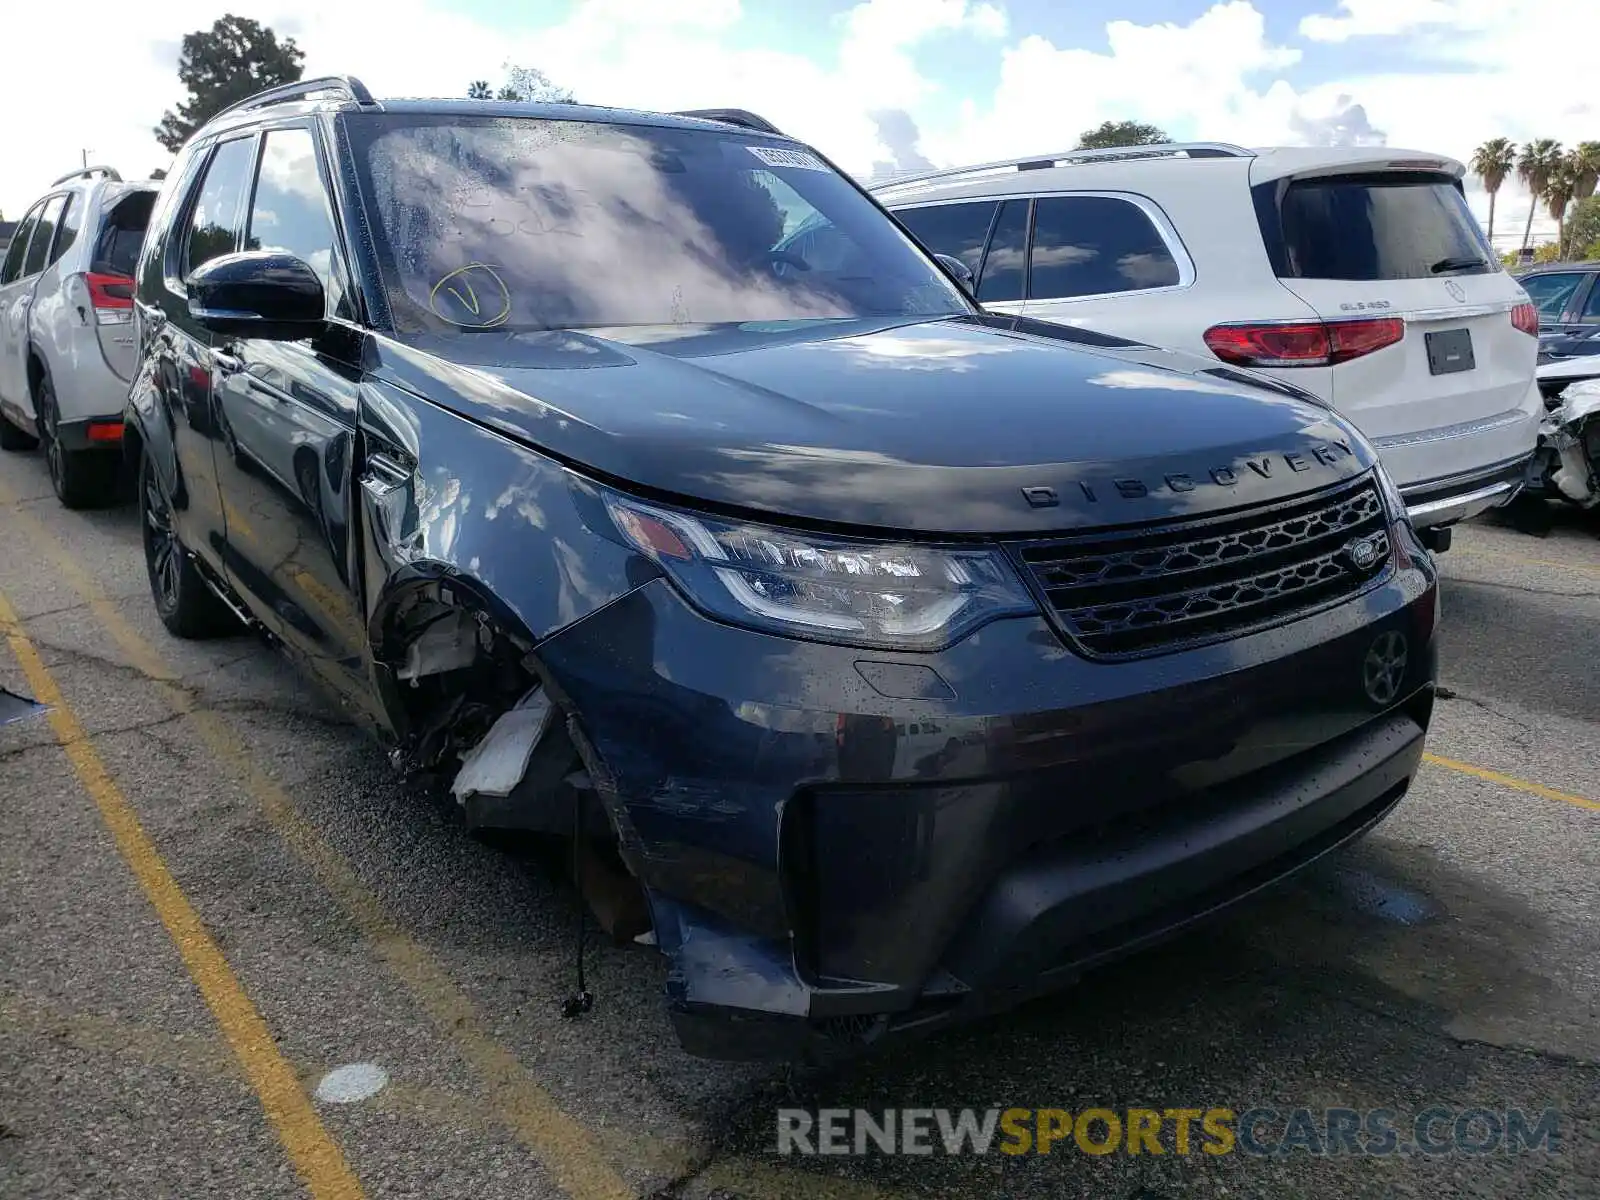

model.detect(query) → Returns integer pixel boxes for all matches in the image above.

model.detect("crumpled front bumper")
[532,531,1439,1062]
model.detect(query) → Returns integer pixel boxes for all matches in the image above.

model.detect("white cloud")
[922,2,1308,167]
[1,0,1591,255]
[0,0,1004,216]
[1299,0,1469,43]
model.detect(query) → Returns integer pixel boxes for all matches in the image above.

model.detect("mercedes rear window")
[1254,171,1496,281]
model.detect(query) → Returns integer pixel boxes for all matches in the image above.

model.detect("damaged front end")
[1532,378,1600,508]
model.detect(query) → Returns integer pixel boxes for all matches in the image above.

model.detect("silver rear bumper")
[1401,454,1532,529]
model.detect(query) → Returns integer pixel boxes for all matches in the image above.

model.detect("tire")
[0,410,38,451]
[37,374,118,509]
[139,450,238,639]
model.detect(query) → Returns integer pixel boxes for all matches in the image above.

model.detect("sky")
[1,0,1591,248]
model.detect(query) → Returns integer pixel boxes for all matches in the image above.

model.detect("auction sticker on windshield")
[747,146,829,172]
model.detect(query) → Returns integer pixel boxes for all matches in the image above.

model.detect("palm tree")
[1571,141,1600,202]
[1545,161,1577,257]
[1517,139,1563,251]
[1470,138,1518,245]
[467,80,492,99]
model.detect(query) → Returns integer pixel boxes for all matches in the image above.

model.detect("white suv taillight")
[1510,302,1539,336]
[84,271,135,325]
[1202,317,1405,368]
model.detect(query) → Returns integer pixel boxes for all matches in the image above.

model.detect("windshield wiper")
[1430,255,1489,274]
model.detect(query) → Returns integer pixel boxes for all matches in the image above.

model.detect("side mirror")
[188,250,325,340]
[934,253,976,293]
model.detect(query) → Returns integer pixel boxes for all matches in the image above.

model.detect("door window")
[893,201,999,279]
[245,127,347,314]
[1,201,44,284]
[50,194,82,266]
[1581,276,1600,321]
[1028,195,1181,299]
[183,137,257,280]
[23,195,67,277]
[978,199,1029,303]
[1520,272,1585,319]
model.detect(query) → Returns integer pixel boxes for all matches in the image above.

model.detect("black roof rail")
[212,75,377,122]
[672,108,784,136]
[49,164,122,188]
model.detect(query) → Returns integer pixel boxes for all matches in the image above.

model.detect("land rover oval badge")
[1343,533,1384,571]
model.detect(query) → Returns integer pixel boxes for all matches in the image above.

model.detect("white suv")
[0,166,159,507]
[871,144,1542,548]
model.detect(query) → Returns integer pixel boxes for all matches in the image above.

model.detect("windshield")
[345,113,970,332]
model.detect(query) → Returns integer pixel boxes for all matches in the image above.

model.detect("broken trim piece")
[450,686,554,802]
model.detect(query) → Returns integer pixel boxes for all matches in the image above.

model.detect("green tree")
[1563,195,1600,261]
[154,15,305,153]
[467,80,492,99]
[1570,141,1600,202]
[1076,119,1171,150]
[1469,137,1517,244]
[1516,138,1563,251]
[496,64,574,103]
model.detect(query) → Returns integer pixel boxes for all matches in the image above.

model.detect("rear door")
[1251,168,1533,443]
[1018,192,1192,341]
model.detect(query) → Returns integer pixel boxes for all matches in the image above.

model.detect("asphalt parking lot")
[1,445,1596,1200]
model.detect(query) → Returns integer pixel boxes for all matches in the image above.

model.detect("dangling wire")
[560,783,594,1020]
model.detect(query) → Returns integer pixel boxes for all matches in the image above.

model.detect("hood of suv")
[373,314,1375,534]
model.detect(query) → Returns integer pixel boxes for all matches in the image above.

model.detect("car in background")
[125,79,1439,1061]
[872,144,1544,551]
[0,166,159,506]
[1514,261,1600,369]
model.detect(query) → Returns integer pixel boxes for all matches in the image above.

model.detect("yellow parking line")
[0,482,633,1199]
[1423,752,1599,812]
[0,590,365,1200]
[1,479,913,1200]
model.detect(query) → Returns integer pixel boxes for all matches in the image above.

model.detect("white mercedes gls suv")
[871,144,1541,550]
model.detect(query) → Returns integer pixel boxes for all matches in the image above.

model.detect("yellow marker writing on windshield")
[428,263,512,328]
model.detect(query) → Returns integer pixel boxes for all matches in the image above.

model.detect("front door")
[893,197,1030,317]
[0,200,47,421]
[159,134,259,573]
[210,124,374,718]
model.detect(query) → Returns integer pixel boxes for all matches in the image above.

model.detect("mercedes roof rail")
[671,108,785,135]
[212,74,378,122]
[49,165,123,188]
[872,142,1255,191]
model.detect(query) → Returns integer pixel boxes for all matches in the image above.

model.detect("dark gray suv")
[127,76,1440,1061]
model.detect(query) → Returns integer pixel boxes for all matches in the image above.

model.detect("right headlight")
[601,491,1039,651]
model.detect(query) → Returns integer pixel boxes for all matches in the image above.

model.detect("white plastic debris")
[451,687,554,802]
[398,611,479,681]
[314,1062,389,1104]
